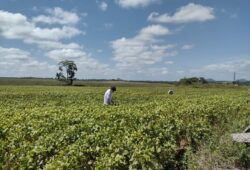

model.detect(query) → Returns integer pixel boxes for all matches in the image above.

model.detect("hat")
[111,86,116,91]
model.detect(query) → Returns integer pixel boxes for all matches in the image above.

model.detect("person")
[104,86,116,105]
[168,89,174,95]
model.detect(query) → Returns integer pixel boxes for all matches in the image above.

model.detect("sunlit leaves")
[0,85,248,169]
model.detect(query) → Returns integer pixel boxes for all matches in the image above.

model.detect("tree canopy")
[56,60,77,85]
[179,77,208,85]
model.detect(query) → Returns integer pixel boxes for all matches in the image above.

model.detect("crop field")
[0,85,249,169]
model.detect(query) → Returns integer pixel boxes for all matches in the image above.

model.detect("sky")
[0,0,249,81]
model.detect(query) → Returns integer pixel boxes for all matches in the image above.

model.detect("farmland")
[0,84,249,169]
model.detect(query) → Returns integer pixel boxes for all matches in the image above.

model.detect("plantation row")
[0,86,249,169]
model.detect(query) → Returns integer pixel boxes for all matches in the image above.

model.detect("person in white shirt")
[104,86,116,105]
[168,89,174,95]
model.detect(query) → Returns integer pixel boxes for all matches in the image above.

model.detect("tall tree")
[56,60,77,85]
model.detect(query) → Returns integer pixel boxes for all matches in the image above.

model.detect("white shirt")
[104,89,112,105]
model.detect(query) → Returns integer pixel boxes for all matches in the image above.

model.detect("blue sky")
[0,0,249,81]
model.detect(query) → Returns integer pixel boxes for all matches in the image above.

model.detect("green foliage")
[0,85,249,169]
[56,60,77,85]
[179,77,208,85]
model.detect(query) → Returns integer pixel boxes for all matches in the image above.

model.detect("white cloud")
[25,40,82,50]
[80,12,88,17]
[111,25,175,73]
[45,47,111,77]
[229,13,238,19]
[177,70,185,75]
[190,59,250,80]
[152,67,168,75]
[181,44,194,50]
[32,7,80,25]
[138,24,171,40]
[97,49,103,53]
[0,46,56,77]
[221,9,238,19]
[30,26,82,41]
[165,51,178,57]
[98,2,108,11]
[46,48,88,61]
[142,67,168,75]
[0,45,110,78]
[194,61,247,73]
[115,0,160,8]
[148,3,215,23]
[0,9,112,79]
[104,23,113,29]
[0,46,30,62]
[32,6,38,12]
[0,10,82,42]
[165,61,174,64]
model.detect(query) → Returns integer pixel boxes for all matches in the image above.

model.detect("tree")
[179,77,192,85]
[199,77,208,84]
[179,77,208,85]
[56,60,77,85]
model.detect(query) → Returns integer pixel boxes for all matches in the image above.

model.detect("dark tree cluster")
[178,77,208,85]
[56,60,77,85]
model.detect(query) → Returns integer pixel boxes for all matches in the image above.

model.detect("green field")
[0,85,249,169]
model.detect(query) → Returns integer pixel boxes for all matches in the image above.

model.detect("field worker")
[104,86,116,105]
[168,89,174,95]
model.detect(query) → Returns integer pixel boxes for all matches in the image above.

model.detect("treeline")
[178,77,208,85]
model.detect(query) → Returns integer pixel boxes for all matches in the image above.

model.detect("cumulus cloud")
[0,46,30,62]
[0,46,56,77]
[190,59,250,80]
[46,48,88,61]
[98,2,108,11]
[104,23,113,30]
[193,60,250,73]
[0,45,110,78]
[111,25,175,73]
[165,61,174,64]
[229,13,238,19]
[32,6,38,12]
[148,3,215,23]
[149,67,168,75]
[181,44,194,50]
[32,7,80,25]
[115,0,160,8]
[0,10,82,42]
[97,49,103,53]
[0,9,111,79]
[45,46,111,78]
[25,40,82,50]
[138,24,171,40]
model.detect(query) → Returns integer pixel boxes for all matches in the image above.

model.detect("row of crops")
[0,85,249,169]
